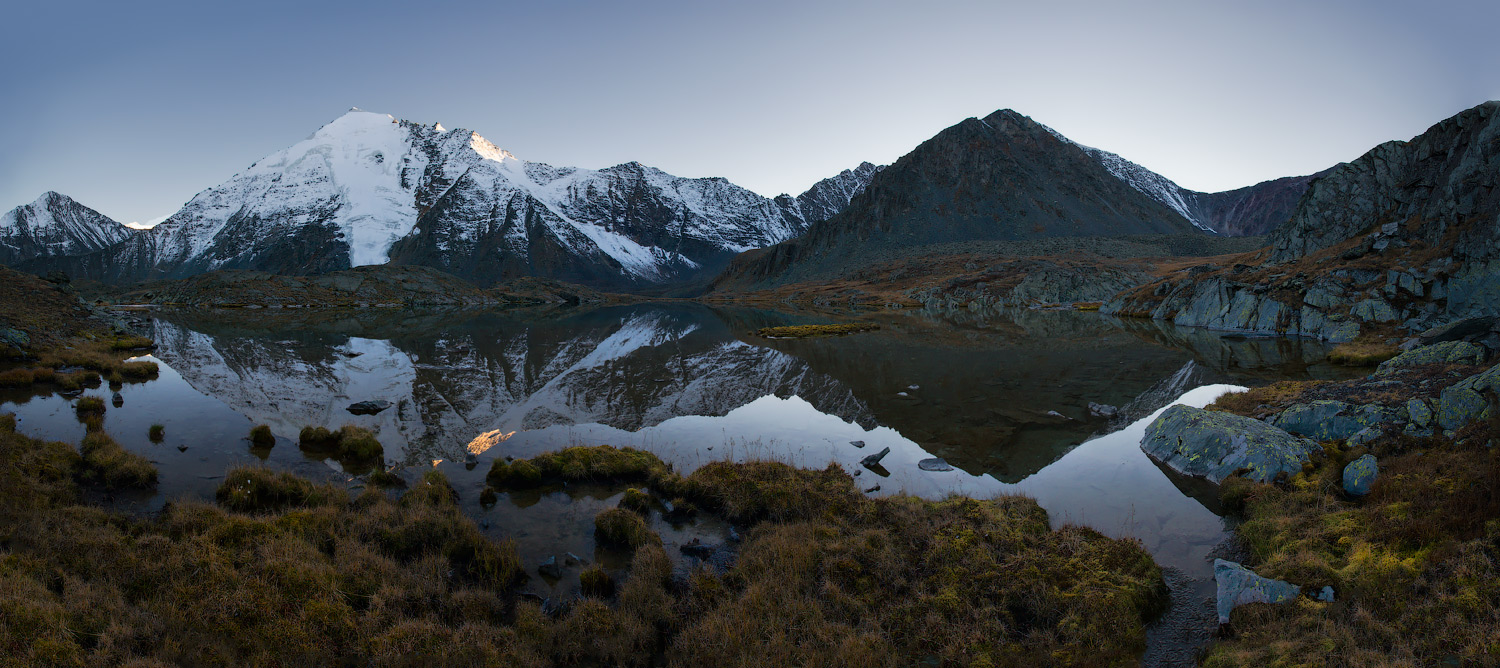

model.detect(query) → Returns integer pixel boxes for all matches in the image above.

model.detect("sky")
[2,0,1497,226]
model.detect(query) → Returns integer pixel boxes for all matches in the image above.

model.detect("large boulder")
[1435,363,1500,432]
[1141,405,1321,484]
[1270,400,1405,441]
[1376,340,1487,374]
[1342,454,1379,496]
[1214,559,1302,625]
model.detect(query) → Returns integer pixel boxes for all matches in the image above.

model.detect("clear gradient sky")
[3,0,1497,226]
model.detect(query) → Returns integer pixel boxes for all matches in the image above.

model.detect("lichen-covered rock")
[1435,362,1500,432]
[1214,559,1302,625]
[1141,405,1321,484]
[1376,340,1487,374]
[1407,398,1434,428]
[1342,454,1379,496]
[1270,401,1405,441]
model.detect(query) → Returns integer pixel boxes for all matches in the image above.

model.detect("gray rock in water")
[564,552,587,566]
[917,458,954,472]
[1342,454,1379,496]
[1376,340,1487,374]
[860,447,891,469]
[849,440,866,448]
[863,483,881,493]
[1271,401,1404,441]
[537,555,562,579]
[1215,559,1301,625]
[680,539,716,559]
[347,400,393,415]
[111,392,124,408]
[1088,402,1119,418]
[1141,405,1321,483]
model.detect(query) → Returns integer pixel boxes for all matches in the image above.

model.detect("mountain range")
[2,107,1329,292]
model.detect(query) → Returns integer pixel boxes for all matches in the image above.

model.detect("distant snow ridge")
[112,109,883,287]
[1039,125,1217,234]
[0,192,135,263]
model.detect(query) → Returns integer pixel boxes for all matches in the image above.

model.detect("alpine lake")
[0,303,1362,664]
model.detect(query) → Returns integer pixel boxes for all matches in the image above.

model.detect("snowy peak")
[84,108,878,289]
[0,191,134,264]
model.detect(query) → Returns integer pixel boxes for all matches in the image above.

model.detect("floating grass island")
[753,323,880,338]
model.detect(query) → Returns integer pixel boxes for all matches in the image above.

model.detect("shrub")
[249,424,275,448]
[594,508,659,550]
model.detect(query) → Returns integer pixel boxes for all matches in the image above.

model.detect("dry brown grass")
[753,323,880,338]
[1207,380,1328,419]
[1328,341,1400,366]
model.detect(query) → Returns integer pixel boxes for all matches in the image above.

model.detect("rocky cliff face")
[1104,101,1500,341]
[1183,169,1336,237]
[0,192,135,265]
[12,110,880,291]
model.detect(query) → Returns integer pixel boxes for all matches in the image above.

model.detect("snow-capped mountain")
[0,192,135,265]
[78,109,879,289]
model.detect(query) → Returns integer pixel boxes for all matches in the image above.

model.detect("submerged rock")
[538,555,562,579]
[1271,401,1404,441]
[1088,402,1119,418]
[917,458,954,472]
[1141,405,1320,483]
[1342,454,1379,496]
[1214,559,1301,625]
[1376,340,1487,374]
[347,400,393,415]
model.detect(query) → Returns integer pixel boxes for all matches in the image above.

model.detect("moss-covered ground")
[1204,375,1500,665]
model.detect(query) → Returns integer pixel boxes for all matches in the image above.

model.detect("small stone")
[111,392,124,408]
[896,391,909,397]
[863,484,881,493]
[680,539,716,559]
[564,552,587,566]
[860,447,891,469]
[849,440,866,448]
[1088,402,1119,418]
[1317,586,1336,602]
[538,555,562,579]
[918,457,954,472]
[1342,454,1379,496]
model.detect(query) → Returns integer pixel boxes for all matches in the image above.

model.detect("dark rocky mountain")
[1104,101,1500,341]
[713,109,1218,289]
[0,192,135,265]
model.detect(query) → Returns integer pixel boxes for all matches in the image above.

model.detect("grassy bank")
[0,426,1167,666]
[1203,373,1500,665]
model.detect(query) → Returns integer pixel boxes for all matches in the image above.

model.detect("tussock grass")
[1207,380,1328,419]
[249,424,275,447]
[78,431,156,490]
[487,445,668,490]
[148,424,165,442]
[0,431,1168,667]
[298,424,385,471]
[753,323,879,338]
[1328,341,1400,366]
[594,508,660,550]
[109,335,155,351]
[74,396,106,417]
[118,360,159,380]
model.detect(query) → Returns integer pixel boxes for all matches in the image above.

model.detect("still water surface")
[1,303,1358,663]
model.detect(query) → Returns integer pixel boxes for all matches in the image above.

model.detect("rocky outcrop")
[908,259,1153,311]
[1105,102,1500,341]
[1376,340,1487,374]
[1184,169,1337,237]
[1434,362,1500,432]
[1270,401,1406,441]
[1140,405,1321,483]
